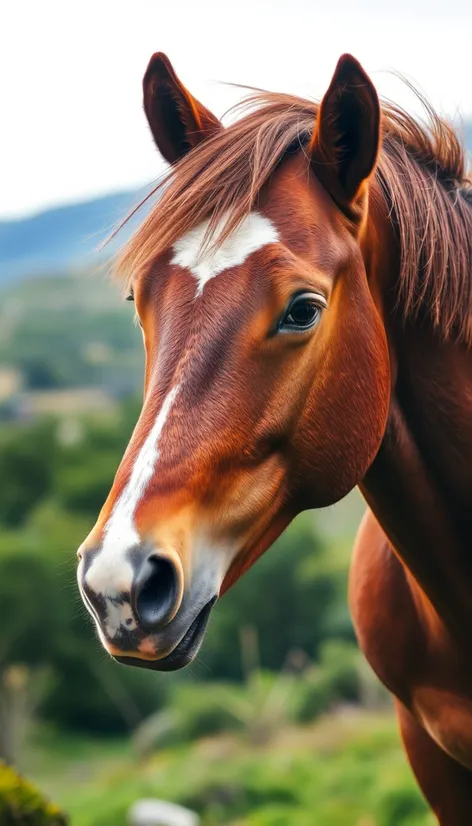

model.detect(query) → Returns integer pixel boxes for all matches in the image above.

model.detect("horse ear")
[143,52,222,164]
[310,54,380,219]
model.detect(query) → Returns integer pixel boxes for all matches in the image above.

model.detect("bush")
[0,761,67,825]
[0,421,58,526]
[171,683,243,741]
[294,641,362,722]
[133,681,242,754]
[376,783,430,826]
[134,671,303,755]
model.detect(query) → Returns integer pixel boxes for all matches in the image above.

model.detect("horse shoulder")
[349,507,422,704]
[350,507,472,770]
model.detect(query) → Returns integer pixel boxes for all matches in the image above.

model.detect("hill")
[0,190,153,285]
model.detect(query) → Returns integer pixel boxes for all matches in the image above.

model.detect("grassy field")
[24,710,433,826]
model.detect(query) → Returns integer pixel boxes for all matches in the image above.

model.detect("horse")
[77,51,472,823]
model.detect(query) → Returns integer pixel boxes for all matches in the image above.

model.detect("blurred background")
[0,2,470,824]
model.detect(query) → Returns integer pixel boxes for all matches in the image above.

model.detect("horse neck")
[358,182,472,643]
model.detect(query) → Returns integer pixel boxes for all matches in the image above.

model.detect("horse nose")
[131,552,183,632]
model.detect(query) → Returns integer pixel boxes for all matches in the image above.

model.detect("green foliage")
[0,761,67,825]
[134,671,301,755]
[53,403,140,516]
[133,682,242,755]
[374,771,431,826]
[293,641,362,722]
[0,421,58,526]
[0,274,143,392]
[218,670,299,746]
[27,713,433,826]
[0,666,52,766]
[236,807,313,826]
[161,682,242,742]
[56,449,123,514]
[376,786,430,826]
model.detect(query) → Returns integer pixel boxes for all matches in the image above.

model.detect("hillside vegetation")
[0,273,143,402]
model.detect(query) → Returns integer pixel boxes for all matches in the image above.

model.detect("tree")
[0,421,58,526]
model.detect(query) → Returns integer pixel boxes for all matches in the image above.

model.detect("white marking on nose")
[171,210,279,295]
[84,384,180,634]
[104,600,137,639]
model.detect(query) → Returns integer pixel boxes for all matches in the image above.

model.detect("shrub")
[172,682,243,741]
[134,671,302,755]
[0,421,58,526]
[0,761,67,825]
[133,682,241,754]
[376,783,430,826]
[294,641,362,722]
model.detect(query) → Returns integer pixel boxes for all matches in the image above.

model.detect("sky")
[1,0,471,219]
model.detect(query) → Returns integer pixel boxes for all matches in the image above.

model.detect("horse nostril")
[133,555,179,632]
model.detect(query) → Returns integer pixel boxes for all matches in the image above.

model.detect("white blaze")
[171,211,279,295]
[84,385,180,635]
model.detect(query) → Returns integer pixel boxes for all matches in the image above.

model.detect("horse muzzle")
[77,540,219,671]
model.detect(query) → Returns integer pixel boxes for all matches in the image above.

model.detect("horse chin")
[113,597,216,672]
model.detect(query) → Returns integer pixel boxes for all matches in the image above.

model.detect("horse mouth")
[113,597,216,672]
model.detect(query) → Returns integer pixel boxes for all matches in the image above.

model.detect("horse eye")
[279,293,325,333]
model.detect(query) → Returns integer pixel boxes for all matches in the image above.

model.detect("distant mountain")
[0,189,154,286]
[0,121,470,287]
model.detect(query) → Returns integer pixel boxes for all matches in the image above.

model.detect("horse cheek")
[295,276,390,506]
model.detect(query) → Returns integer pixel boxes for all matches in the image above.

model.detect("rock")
[128,798,200,826]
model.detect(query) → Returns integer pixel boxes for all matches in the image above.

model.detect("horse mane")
[116,87,472,343]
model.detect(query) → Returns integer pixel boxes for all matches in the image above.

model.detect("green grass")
[24,711,434,826]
